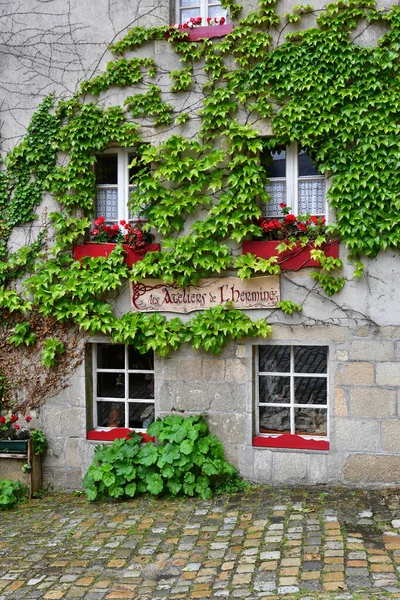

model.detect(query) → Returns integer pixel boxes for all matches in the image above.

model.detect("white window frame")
[92,344,155,433]
[95,148,141,225]
[264,142,327,219]
[255,344,329,441]
[176,0,226,24]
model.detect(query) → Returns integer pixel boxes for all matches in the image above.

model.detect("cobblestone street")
[2,487,400,599]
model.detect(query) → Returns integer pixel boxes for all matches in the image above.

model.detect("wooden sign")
[131,276,280,313]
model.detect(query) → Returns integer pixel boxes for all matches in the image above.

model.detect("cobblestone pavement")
[3,487,400,599]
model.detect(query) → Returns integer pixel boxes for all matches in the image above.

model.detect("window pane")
[129,348,154,370]
[295,408,327,435]
[259,406,290,434]
[96,155,118,184]
[259,346,290,372]
[259,376,290,404]
[180,0,200,6]
[294,377,327,405]
[298,179,325,215]
[129,402,155,429]
[294,346,327,373]
[129,374,154,399]
[181,7,199,20]
[97,373,125,398]
[96,188,118,221]
[265,147,286,178]
[264,181,286,216]
[209,5,223,18]
[97,402,125,428]
[97,344,125,369]
[298,149,319,176]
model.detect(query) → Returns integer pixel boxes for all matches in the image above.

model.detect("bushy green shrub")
[83,415,237,501]
[0,479,29,510]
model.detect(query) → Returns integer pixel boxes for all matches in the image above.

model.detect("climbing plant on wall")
[1,0,400,409]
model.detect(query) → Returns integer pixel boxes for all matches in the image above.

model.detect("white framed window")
[256,345,329,440]
[92,343,155,431]
[176,0,226,23]
[95,148,142,224]
[262,142,326,218]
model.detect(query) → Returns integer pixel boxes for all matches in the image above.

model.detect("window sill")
[253,434,329,451]
[73,243,160,267]
[87,428,154,443]
[242,240,339,271]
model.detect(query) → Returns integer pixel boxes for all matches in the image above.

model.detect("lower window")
[91,343,155,433]
[254,345,329,450]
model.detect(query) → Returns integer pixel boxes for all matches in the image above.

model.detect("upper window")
[262,142,326,219]
[256,345,328,443]
[92,343,155,431]
[177,0,225,23]
[95,149,142,225]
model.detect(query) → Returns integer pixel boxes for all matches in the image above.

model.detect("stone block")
[376,363,400,386]
[66,439,87,470]
[43,407,86,439]
[349,341,394,361]
[273,452,308,484]
[236,344,250,359]
[175,358,202,381]
[225,359,251,383]
[223,445,239,469]
[253,449,273,484]
[349,388,396,418]
[237,446,255,480]
[270,325,348,343]
[207,413,251,446]
[341,362,374,385]
[381,421,400,453]
[334,387,348,417]
[157,382,234,413]
[334,418,379,452]
[308,453,343,484]
[344,454,400,484]
[233,383,252,413]
[202,359,225,381]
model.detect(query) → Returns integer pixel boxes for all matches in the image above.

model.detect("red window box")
[253,434,329,451]
[242,240,339,271]
[87,428,154,444]
[73,242,160,267]
[166,24,233,42]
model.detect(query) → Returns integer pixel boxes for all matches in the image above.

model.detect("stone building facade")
[2,0,400,489]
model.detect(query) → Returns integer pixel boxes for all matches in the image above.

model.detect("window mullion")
[255,346,260,436]
[125,345,129,428]
[93,345,98,429]
[118,149,127,223]
[290,346,295,434]
[287,143,298,214]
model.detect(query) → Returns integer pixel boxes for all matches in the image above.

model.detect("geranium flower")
[14,424,20,430]
[94,216,105,226]
[298,222,307,232]
[284,214,297,224]
[0,416,6,424]
[10,415,18,423]
[25,416,32,423]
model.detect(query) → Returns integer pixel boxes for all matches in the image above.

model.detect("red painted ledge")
[253,434,329,451]
[87,428,154,443]
[73,242,160,267]
[242,240,339,271]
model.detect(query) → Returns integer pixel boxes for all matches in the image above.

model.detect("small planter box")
[242,240,339,271]
[166,24,233,42]
[0,439,42,497]
[73,242,160,267]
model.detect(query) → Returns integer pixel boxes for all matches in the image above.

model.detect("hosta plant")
[83,414,237,501]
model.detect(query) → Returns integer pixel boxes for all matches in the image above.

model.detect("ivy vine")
[0,0,399,410]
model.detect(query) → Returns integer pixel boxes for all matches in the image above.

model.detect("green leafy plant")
[31,429,48,455]
[41,338,65,368]
[8,322,36,347]
[83,415,237,501]
[0,479,29,510]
